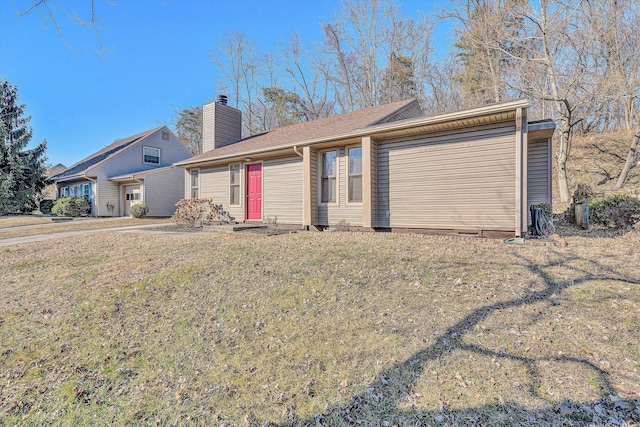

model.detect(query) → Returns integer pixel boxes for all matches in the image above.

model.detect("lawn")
[1,229,638,426]
[0,217,172,240]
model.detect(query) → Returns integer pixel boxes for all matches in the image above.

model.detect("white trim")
[142,146,161,165]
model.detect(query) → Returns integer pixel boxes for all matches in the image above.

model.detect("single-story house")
[175,98,555,237]
[50,126,191,217]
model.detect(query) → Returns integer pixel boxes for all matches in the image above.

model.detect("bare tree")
[15,0,113,58]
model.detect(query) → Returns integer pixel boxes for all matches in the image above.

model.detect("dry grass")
[0,217,172,240]
[553,130,640,212]
[1,229,639,426]
[0,216,56,228]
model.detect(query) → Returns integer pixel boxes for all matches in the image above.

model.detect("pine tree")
[0,79,47,215]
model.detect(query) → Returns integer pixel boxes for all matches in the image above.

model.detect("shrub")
[173,199,230,228]
[39,199,55,215]
[589,194,640,229]
[129,202,149,218]
[51,197,91,217]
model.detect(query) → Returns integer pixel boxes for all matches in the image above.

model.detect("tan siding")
[376,123,517,231]
[143,168,185,216]
[309,149,318,224]
[527,138,551,206]
[203,102,242,152]
[317,148,362,226]
[263,157,303,224]
[200,166,244,221]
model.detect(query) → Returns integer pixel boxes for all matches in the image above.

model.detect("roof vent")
[217,95,228,105]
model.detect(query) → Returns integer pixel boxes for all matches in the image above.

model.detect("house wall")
[55,180,96,215]
[263,157,303,224]
[375,122,518,231]
[527,137,552,207]
[194,155,304,224]
[317,147,363,226]
[92,129,190,216]
[143,168,185,216]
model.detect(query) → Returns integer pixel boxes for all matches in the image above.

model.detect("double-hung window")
[143,147,160,164]
[229,164,240,205]
[321,151,337,203]
[348,147,362,203]
[190,170,199,199]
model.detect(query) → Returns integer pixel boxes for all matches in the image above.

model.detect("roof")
[50,127,165,181]
[177,99,420,166]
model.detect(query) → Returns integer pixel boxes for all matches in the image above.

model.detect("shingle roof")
[182,99,419,164]
[50,127,163,181]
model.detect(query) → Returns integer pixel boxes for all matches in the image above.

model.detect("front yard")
[1,228,638,425]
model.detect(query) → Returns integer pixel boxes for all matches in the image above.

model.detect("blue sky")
[0,0,453,167]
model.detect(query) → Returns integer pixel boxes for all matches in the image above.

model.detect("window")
[74,186,80,196]
[190,169,199,199]
[348,147,362,203]
[321,151,337,203]
[162,131,169,140]
[83,184,92,202]
[143,147,160,164]
[229,163,240,205]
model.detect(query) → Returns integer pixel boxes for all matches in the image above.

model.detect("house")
[50,126,191,217]
[44,163,66,200]
[175,98,555,237]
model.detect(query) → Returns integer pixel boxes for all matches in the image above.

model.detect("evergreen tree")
[0,80,47,215]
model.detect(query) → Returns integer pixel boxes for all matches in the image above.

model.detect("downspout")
[293,145,303,157]
[82,174,98,217]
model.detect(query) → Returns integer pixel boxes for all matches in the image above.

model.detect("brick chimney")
[202,95,242,153]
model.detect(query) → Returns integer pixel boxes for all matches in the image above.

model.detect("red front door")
[246,163,262,220]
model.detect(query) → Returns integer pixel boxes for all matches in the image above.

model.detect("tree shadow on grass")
[270,250,640,426]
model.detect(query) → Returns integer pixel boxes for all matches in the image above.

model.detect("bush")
[129,202,149,218]
[589,194,640,229]
[52,197,91,217]
[173,199,230,228]
[39,199,55,215]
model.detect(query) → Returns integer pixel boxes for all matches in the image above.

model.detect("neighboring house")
[44,163,66,200]
[175,98,555,237]
[49,126,191,217]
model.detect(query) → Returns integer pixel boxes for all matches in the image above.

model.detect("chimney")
[202,95,242,152]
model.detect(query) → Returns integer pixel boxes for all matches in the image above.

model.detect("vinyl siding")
[91,130,190,216]
[317,147,362,226]
[199,165,244,221]
[527,138,551,206]
[263,157,303,224]
[202,102,242,152]
[143,168,185,216]
[375,123,517,231]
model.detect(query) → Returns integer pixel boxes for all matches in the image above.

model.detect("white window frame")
[190,169,200,199]
[319,149,338,205]
[229,163,241,206]
[143,146,161,164]
[346,145,363,204]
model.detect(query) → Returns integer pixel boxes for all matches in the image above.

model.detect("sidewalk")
[0,223,175,248]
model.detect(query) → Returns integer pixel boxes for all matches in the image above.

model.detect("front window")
[190,170,199,199]
[321,151,337,203]
[348,147,362,203]
[229,164,240,205]
[143,147,160,164]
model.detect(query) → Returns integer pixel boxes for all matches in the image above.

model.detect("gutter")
[175,98,531,168]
